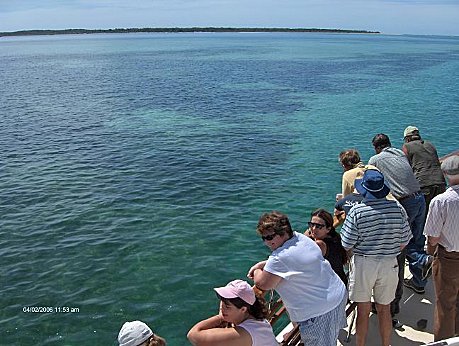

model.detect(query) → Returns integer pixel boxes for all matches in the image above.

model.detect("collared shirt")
[424,185,459,252]
[341,163,377,197]
[369,147,420,199]
[341,198,412,256]
[264,232,346,322]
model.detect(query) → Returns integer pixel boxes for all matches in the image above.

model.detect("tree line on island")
[0,27,380,37]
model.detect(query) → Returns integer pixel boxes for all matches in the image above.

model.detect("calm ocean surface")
[1,32,458,345]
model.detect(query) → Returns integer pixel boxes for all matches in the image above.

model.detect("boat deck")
[338,271,435,345]
[275,266,436,345]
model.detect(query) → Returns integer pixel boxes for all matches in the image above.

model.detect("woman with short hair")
[248,211,347,346]
[339,149,376,197]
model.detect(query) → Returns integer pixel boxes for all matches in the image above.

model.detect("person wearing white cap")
[187,279,278,346]
[118,320,166,346]
[424,155,459,341]
[402,125,446,210]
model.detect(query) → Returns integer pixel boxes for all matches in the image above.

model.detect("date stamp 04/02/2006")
[23,306,80,313]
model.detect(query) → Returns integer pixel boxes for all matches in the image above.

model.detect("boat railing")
[254,286,358,346]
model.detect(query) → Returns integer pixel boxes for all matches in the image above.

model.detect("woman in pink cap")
[187,279,278,346]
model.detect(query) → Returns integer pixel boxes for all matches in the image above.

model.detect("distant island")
[0,27,380,37]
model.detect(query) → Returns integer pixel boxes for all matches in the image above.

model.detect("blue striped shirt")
[341,199,412,256]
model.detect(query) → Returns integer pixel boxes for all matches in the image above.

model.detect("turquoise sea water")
[1,32,459,345]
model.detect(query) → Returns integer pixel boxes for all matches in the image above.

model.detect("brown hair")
[339,149,361,170]
[216,294,269,320]
[256,211,293,238]
[142,335,167,346]
[310,208,334,232]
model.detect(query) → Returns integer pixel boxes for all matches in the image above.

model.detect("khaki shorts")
[348,254,398,305]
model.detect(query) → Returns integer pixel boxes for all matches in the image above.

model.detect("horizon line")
[0,26,381,37]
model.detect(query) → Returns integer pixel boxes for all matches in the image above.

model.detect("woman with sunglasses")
[187,279,278,346]
[248,211,347,346]
[305,208,348,286]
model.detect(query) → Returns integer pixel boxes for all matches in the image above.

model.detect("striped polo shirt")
[424,185,459,252]
[341,198,412,256]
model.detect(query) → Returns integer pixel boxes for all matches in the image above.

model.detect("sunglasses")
[308,222,326,229]
[261,233,278,241]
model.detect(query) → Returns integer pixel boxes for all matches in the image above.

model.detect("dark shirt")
[324,237,348,286]
[403,139,445,188]
[335,192,364,215]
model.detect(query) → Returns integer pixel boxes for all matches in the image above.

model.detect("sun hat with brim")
[355,169,390,199]
[214,279,256,305]
[118,321,153,346]
[441,155,459,176]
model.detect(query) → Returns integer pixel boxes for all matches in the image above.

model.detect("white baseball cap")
[118,320,153,346]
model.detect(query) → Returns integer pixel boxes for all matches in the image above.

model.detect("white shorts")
[348,254,398,305]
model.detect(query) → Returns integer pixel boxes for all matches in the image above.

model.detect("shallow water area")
[1,32,459,345]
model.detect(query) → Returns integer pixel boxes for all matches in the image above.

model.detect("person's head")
[372,133,391,153]
[214,279,268,324]
[355,169,390,199]
[256,211,293,251]
[308,208,336,240]
[338,149,361,171]
[403,126,421,143]
[441,155,459,186]
[118,321,166,346]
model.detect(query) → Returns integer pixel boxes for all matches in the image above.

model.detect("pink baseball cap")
[214,279,256,305]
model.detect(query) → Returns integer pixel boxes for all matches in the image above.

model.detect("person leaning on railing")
[304,208,348,286]
[248,211,347,346]
[187,279,278,346]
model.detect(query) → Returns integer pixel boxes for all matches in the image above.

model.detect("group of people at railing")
[116,127,459,346]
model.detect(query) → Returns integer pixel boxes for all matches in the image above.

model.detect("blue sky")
[1,0,458,35]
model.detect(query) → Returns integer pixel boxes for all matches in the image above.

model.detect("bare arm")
[187,314,251,346]
[400,242,408,250]
[402,144,409,157]
[250,267,282,291]
[247,260,267,279]
[426,235,441,255]
[333,210,345,228]
[315,239,327,257]
[343,246,353,259]
[304,228,313,238]
[428,235,441,246]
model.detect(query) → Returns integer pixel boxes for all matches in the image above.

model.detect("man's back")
[403,139,445,188]
[341,199,412,256]
[369,147,420,199]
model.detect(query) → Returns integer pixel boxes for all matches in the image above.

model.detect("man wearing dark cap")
[402,126,446,209]
[341,169,412,346]
[423,155,459,341]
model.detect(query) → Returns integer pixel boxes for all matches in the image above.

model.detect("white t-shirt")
[238,319,278,346]
[264,232,346,322]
